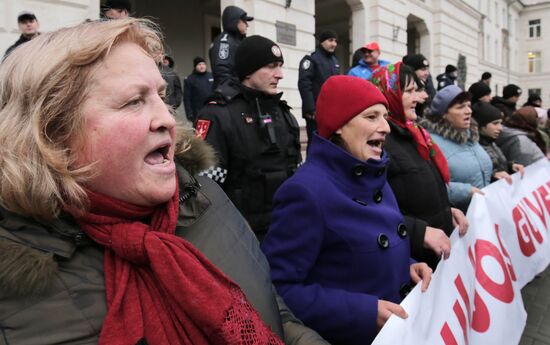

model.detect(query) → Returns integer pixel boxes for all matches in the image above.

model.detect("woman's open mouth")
[145,143,171,165]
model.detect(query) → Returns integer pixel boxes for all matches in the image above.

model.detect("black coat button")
[377,233,390,249]
[397,223,408,238]
[352,198,368,206]
[376,166,386,177]
[73,232,87,246]
[400,283,412,299]
[373,190,383,203]
[352,165,364,176]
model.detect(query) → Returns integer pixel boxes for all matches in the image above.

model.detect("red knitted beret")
[316,75,389,138]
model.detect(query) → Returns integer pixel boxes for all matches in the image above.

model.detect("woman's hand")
[471,187,485,196]
[493,171,512,184]
[410,262,433,292]
[377,299,408,329]
[511,163,525,177]
[424,227,451,259]
[451,207,468,236]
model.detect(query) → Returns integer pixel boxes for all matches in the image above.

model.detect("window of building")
[529,19,541,38]
[528,88,541,96]
[527,51,541,73]
[495,2,499,26]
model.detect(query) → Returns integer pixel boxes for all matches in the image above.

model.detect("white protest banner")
[373,159,550,345]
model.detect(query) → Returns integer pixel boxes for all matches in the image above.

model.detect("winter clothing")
[503,84,522,99]
[472,102,502,128]
[468,81,492,104]
[0,134,328,345]
[421,118,493,212]
[193,56,206,68]
[262,133,412,345]
[183,70,213,122]
[347,57,390,80]
[71,186,282,345]
[209,6,253,88]
[523,94,542,108]
[479,134,513,178]
[103,0,131,11]
[436,67,458,91]
[491,96,517,118]
[507,106,547,154]
[196,80,301,239]
[402,54,429,70]
[159,65,183,109]
[496,126,546,166]
[316,75,387,138]
[318,30,337,43]
[298,44,340,146]
[386,122,454,268]
[370,62,453,269]
[431,85,464,116]
[235,35,284,81]
[3,35,33,61]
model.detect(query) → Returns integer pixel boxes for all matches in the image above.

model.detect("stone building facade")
[1,0,548,118]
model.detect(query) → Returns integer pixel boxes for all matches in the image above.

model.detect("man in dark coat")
[491,83,522,118]
[3,11,40,61]
[298,30,341,148]
[159,55,183,110]
[209,5,253,89]
[183,57,214,122]
[197,35,302,240]
[436,64,458,90]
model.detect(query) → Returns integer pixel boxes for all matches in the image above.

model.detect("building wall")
[518,1,550,107]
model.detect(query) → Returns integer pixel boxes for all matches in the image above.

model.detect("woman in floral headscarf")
[370,62,468,269]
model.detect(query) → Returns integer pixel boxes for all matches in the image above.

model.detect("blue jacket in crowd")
[422,120,492,212]
[347,58,390,80]
[262,133,412,345]
[183,71,213,122]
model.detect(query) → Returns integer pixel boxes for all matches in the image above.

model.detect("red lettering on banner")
[494,224,517,282]
[522,193,547,228]
[471,291,490,332]
[468,240,514,303]
[441,322,459,345]
[513,205,543,257]
[535,183,550,220]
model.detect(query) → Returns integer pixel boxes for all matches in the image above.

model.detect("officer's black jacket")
[297,47,340,117]
[196,81,302,238]
[209,6,246,89]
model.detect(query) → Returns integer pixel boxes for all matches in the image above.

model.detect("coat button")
[400,283,412,299]
[352,165,364,176]
[377,233,390,249]
[373,190,383,203]
[352,197,368,206]
[376,166,386,177]
[73,232,87,246]
[397,223,408,238]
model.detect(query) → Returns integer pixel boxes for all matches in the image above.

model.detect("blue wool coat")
[262,134,412,345]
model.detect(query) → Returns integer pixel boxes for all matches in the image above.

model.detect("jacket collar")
[307,133,389,190]
[419,117,479,145]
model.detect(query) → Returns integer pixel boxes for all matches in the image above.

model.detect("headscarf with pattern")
[370,62,450,183]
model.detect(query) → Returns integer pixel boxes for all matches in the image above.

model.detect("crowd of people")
[0,1,549,344]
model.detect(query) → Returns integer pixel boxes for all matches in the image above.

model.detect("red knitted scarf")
[73,183,283,345]
[370,62,450,184]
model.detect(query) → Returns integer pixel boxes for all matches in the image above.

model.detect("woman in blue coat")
[262,76,432,345]
[419,85,493,212]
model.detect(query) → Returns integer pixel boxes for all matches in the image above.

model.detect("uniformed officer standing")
[209,5,253,89]
[196,35,302,240]
[298,30,341,148]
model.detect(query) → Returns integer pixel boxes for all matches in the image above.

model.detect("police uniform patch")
[219,43,229,60]
[196,120,211,140]
[271,45,282,57]
[302,59,311,70]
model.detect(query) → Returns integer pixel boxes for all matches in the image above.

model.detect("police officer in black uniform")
[209,5,253,89]
[196,35,302,240]
[298,30,341,148]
